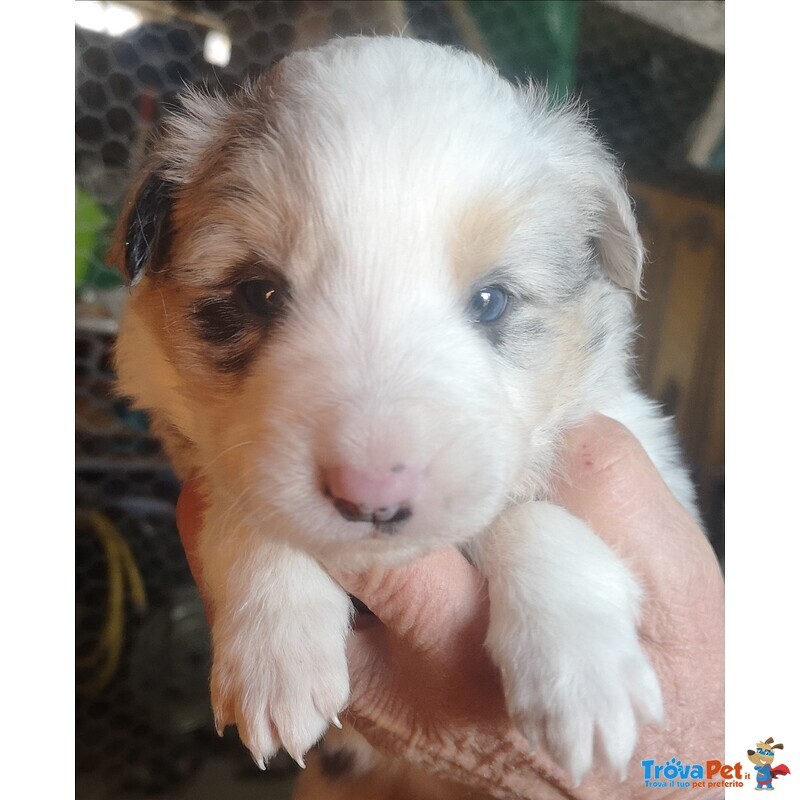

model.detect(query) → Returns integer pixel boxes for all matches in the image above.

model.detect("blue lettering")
[642,758,706,783]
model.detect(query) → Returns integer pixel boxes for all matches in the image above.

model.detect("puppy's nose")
[324,464,420,526]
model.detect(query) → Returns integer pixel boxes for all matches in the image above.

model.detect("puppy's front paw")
[211,602,351,769]
[486,579,663,785]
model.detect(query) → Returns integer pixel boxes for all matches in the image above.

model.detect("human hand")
[176,415,724,799]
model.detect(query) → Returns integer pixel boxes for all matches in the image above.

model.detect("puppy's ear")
[112,165,175,286]
[520,84,645,297]
[590,164,645,297]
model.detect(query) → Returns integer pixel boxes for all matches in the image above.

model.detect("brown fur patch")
[449,195,518,286]
[109,62,300,290]
[126,276,263,388]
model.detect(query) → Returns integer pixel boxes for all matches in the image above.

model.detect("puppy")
[113,36,697,785]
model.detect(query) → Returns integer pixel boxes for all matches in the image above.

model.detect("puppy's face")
[115,38,643,567]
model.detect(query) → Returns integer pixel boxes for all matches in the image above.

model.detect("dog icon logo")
[747,738,791,791]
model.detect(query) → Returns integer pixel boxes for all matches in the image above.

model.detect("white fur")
[201,499,352,768]
[472,502,663,784]
[115,37,698,784]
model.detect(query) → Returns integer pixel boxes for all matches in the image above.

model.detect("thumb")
[175,476,214,620]
[329,548,487,651]
[553,414,721,598]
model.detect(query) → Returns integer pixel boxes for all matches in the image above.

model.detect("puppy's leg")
[200,508,352,769]
[471,501,663,785]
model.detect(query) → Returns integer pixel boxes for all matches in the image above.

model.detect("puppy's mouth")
[332,497,412,531]
[322,481,415,537]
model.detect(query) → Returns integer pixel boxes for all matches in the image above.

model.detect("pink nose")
[324,464,421,525]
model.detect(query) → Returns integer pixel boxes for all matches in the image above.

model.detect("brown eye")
[236,278,288,318]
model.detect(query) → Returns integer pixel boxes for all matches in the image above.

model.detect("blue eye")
[469,286,508,323]
[236,278,287,318]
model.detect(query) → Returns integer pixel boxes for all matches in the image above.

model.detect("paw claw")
[488,595,661,784]
[251,753,266,771]
[283,745,307,769]
[211,595,351,774]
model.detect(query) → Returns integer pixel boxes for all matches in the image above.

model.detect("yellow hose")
[76,510,148,694]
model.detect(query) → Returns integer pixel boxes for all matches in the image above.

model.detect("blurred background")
[75,2,724,798]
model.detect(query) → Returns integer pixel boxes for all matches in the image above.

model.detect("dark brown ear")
[111,165,175,285]
[773,743,784,750]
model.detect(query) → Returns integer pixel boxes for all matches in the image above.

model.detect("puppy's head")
[747,739,783,766]
[114,37,643,566]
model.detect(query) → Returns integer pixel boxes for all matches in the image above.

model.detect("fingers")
[176,475,206,550]
[331,416,679,647]
[555,414,663,507]
[555,416,723,694]
[175,475,214,619]
[330,548,487,652]
[553,415,703,555]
